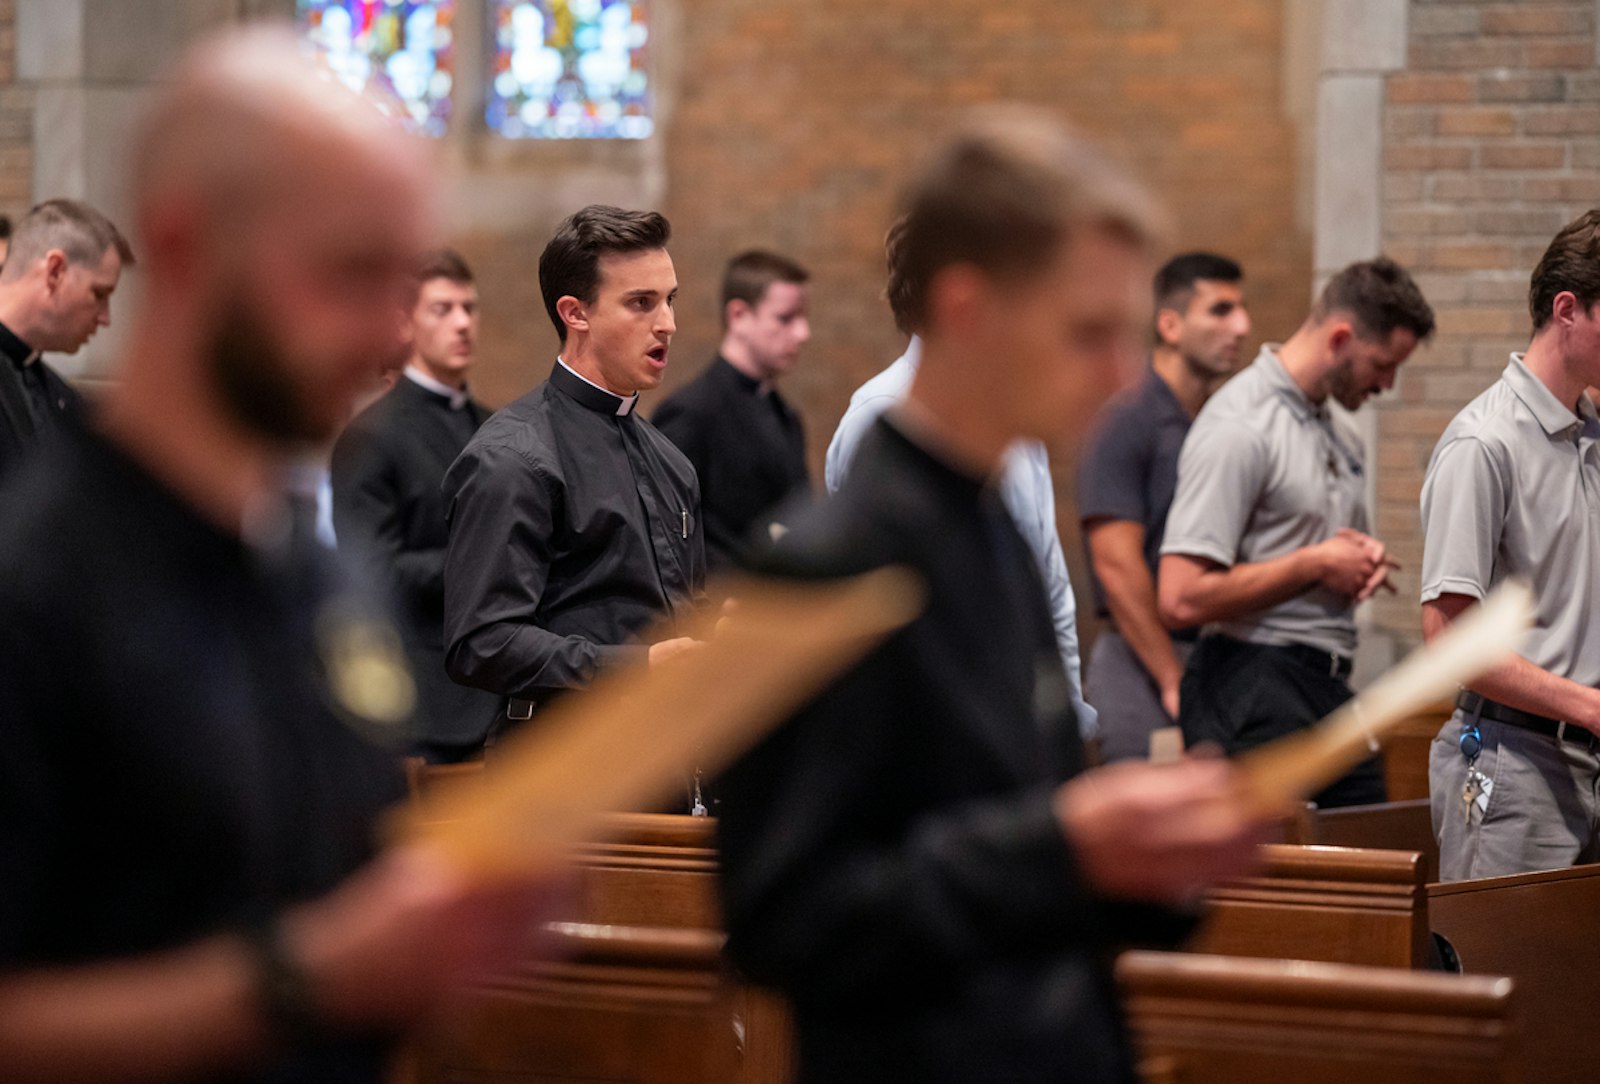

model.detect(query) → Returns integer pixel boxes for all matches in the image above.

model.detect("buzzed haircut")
[1,199,134,282]
[1311,257,1435,343]
[721,250,808,327]
[891,107,1162,338]
[1529,209,1600,334]
[539,205,671,343]
[415,247,474,287]
[1154,252,1242,314]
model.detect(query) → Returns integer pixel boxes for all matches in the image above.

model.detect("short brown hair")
[415,247,474,287]
[3,199,135,281]
[1529,209,1600,334]
[539,205,671,343]
[721,250,808,327]
[890,107,1162,337]
[1311,257,1435,342]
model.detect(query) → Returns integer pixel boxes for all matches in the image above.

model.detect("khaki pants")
[1430,710,1600,882]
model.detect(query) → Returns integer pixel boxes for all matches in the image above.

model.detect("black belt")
[1457,690,1595,745]
[1275,641,1353,680]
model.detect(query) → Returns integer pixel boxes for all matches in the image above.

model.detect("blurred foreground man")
[0,30,548,1084]
[716,110,1265,1084]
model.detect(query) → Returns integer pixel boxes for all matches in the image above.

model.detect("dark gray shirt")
[1077,366,1195,638]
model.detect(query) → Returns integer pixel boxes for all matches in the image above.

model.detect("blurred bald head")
[129,26,436,446]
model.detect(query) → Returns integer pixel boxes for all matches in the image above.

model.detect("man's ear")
[556,294,589,337]
[924,263,987,343]
[1550,290,1580,328]
[724,298,751,329]
[1326,319,1354,354]
[1155,307,1184,348]
[42,250,68,292]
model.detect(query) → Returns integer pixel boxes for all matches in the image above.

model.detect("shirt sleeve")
[1076,402,1149,527]
[824,393,899,493]
[330,424,445,608]
[1159,417,1268,569]
[442,440,646,697]
[1419,436,1507,604]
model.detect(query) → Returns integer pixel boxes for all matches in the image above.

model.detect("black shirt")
[0,318,84,479]
[0,425,408,1083]
[1076,366,1197,639]
[442,361,704,721]
[332,374,502,752]
[652,355,809,570]
[716,417,1190,1084]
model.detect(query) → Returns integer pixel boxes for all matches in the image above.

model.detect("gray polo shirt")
[1420,354,1600,687]
[1161,344,1367,657]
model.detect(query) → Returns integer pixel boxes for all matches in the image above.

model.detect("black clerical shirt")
[716,417,1191,1084]
[0,318,83,479]
[443,360,704,724]
[332,372,501,756]
[0,424,407,1083]
[652,355,809,569]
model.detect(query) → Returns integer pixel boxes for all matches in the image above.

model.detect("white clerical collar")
[404,366,470,410]
[558,357,638,416]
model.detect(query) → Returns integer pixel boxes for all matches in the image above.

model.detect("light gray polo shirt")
[1161,344,1367,657]
[1420,354,1600,687]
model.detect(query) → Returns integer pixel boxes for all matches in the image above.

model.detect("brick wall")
[1373,0,1599,643]
[0,0,30,216]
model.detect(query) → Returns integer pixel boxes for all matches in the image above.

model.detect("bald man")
[0,29,546,1084]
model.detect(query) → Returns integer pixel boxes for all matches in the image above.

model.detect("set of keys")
[1459,722,1492,824]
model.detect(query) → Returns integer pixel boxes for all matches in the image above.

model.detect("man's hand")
[282,846,565,1030]
[648,637,702,667]
[1159,683,1180,721]
[1053,757,1266,905]
[1310,528,1386,598]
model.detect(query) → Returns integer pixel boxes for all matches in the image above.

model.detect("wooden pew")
[1119,950,1520,1084]
[1297,797,1439,881]
[1430,862,1600,1084]
[1381,698,1454,801]
[1191,843,1433,968]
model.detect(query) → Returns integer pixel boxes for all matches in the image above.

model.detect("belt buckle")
[507,698,534,721]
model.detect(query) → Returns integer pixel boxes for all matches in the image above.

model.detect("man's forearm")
[0,937,270,1084]
[1158,550,1319,631]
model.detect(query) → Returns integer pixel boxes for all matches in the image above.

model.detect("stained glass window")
[298,1,457,137]
[489,1,653,140]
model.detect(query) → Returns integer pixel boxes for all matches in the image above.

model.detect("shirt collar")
[0,319,39,370]
[1504,352,1595,437]
[403,366,471,410]
[714,353,766,394]
[552,358,638,416]
[1255,343,1325,422]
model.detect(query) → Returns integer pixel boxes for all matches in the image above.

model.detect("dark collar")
[875,413,990,503]
[713,354,765,394]
[0,319,39,370]
[550,359,638,416]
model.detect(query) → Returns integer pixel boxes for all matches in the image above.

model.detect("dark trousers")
[1178,634,1386,809]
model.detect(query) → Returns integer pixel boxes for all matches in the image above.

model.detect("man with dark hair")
[0,198,134,479]
[1077,252,1250,761]
[718,108,1265,1084]
[331,247,500,763]
[825,216,1097,740]
[443,204,703,744]
[1159,256,1435,807]
[652,249,811,569]
[1422,209,1600,879]
[0,29,548,1082]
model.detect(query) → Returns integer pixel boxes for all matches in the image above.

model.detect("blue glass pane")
[298,0,456,136]
[489,1,653,140]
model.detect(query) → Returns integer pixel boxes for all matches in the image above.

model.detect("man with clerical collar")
[443,205,704,744]
[1077,252,1250,762]
[1159,257,1434,808]
[0,198,133,480]
[652,250,812,570]
[332,247,501,764]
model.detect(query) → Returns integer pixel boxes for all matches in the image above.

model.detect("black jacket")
[716,418,1192,1084]
[0,333,84,482]
[331,375,502,750]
